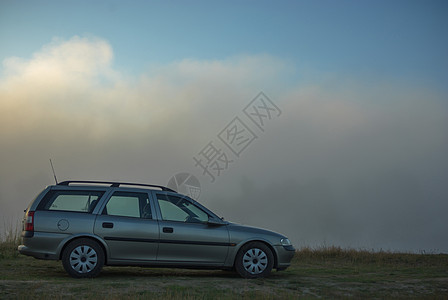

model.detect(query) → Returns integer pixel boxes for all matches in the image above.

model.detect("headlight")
[280,238,291,246]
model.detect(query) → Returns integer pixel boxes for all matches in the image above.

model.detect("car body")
[18,181,295,278]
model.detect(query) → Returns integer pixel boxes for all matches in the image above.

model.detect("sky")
[0,0,447,252]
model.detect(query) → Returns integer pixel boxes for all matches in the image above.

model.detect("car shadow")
[98,267,239,279]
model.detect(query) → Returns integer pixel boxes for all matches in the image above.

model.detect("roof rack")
[57,180,176,192]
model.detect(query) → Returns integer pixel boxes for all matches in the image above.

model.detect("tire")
[62,238,104,278]
[235,242,274,278]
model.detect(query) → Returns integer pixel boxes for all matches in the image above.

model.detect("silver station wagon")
[18,181,295,278]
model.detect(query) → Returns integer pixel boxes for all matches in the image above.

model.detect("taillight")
[25,211,35,232]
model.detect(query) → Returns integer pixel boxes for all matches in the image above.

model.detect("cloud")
[0,37,290,142]
[2,36,114,83]
[1,35,447,252]
[0,35,294,221]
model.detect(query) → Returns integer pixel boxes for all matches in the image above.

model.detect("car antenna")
[49,159,58,184]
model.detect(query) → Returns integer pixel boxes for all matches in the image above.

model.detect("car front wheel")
[235,242,274,278]
[62,238,104,278]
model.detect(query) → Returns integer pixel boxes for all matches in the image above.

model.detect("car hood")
[226,222,286,244]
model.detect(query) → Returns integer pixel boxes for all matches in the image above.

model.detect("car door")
[154,192,229,264]
[94,190,159,261]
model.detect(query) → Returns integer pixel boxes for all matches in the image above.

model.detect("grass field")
[1,236,447,299]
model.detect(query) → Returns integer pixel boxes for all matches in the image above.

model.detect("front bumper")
[274,244,295,270]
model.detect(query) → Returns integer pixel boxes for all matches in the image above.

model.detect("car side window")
[157,194,208,223]
[37,190,104,213]
[103,191,152,219]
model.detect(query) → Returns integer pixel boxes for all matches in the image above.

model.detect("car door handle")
[102,222,114,229]
[163,227,173,233]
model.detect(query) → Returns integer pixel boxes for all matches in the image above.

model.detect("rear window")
[103,191,151,218]
[37,190,105,213]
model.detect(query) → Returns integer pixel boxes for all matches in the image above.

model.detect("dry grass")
[0,221,20,260]
[295,245,448,266]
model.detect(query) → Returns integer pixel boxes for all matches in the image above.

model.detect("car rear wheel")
[62,238,104,278]
[235,242,274,278]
